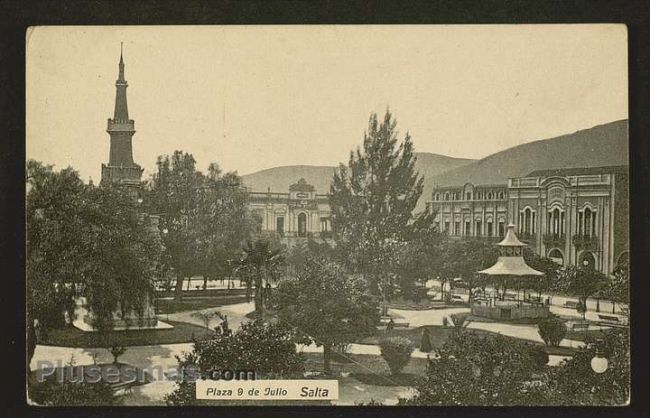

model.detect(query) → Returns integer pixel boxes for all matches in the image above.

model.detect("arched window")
[298,213,307,237]
[582,207,596,237]
[444,192,449,201]
[435,193,440,201]
[498,191,504,199]
[487,192,493,200]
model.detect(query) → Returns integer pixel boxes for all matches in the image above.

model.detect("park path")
[32,300,580,405]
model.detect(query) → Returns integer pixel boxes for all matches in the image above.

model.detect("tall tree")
[147,151,254,300]
[275,256,379,374]
[330,110,432,294]
[147,151,204,300]
[26,160,160,363]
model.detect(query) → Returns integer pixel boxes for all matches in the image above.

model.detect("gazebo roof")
[479,256,544,276]
[497,223,525,247]
[478,223,544,277]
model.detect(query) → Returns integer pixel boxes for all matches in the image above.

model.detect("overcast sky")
[26,25,627,182]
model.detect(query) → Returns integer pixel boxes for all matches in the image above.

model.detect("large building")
[428,165,629,274]
[248,178,332,246]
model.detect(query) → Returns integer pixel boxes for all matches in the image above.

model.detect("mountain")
[240,120,628,212]
[241,153,476,206]
[430,120,628,188]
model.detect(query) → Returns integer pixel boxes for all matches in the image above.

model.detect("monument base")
[72,296,174,332]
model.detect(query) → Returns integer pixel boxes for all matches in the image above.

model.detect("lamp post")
[590,338,608,374]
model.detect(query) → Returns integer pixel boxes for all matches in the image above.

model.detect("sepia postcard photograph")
[25,24,630,407]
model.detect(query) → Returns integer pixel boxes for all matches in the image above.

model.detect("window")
[444,193,449,201]
[454,221,460,235]
[476,220,482,236]
[487,222,493,237]
[498,221,505,237]
[444,221,450,233]
[465,221,471,236]
[298,213,307,237]
[466,192,472,200]
[320,217,329,232]
[276,216,285,237]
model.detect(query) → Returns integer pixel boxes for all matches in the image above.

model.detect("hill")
[241,153,476,203]
[430,120,628,188]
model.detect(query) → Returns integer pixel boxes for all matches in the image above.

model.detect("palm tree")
[239,239,284,315]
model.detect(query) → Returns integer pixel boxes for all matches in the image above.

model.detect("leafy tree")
[523,248,561,299]
[147,152,254,300]
[402,331,545,406]
[537,318,567,347]
[436,239,498,304]
[195,165,254,291]
[275,256,379,374]
[165,320,305,406]
[379,336,414,375]
[599,260,629,313]
[548,328,629,405]
[26,161,160,363]
[556,266,607,316]
[238,239,285,314]
[147,151,204,299]
[329,110,433,295]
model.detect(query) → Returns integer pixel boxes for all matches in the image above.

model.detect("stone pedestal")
[72,295,173,332]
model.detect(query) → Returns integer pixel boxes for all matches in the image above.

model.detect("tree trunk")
[174,273,184,301]
[254,277,264,315]
[203,276,208,291]
[323,343,332,375]
[612,301,616,314]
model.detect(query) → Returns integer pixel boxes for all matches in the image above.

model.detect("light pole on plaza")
[590,338,608,374]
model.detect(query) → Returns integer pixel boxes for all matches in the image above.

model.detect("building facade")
[428,165,629,275]
[248,178,332,246]
[427,184,509,239]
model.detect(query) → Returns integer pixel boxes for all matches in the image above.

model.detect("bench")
[571,322,590,331]
[598,314,620,323]
[563,301,579,309]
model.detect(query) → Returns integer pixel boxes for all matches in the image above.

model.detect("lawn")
[302,352,428,382]
[565,328,607,342]
[39,321,214,348]
[155,294,249,314]
[357,325,577,356]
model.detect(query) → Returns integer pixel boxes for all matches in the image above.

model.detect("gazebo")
[472,223,549,320]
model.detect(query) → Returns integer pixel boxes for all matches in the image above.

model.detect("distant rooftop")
[524,165,629,178]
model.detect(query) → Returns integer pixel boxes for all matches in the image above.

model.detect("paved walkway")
[32,299,585,405]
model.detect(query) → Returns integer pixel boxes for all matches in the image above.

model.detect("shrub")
[537,318,567,347]
[420,328,433,352]
[450,313,469,329]
[528,345,549,369]
[379,336,414,375]
[29,380,117,406]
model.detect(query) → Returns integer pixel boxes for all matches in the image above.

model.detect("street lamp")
[590,338,608,374]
